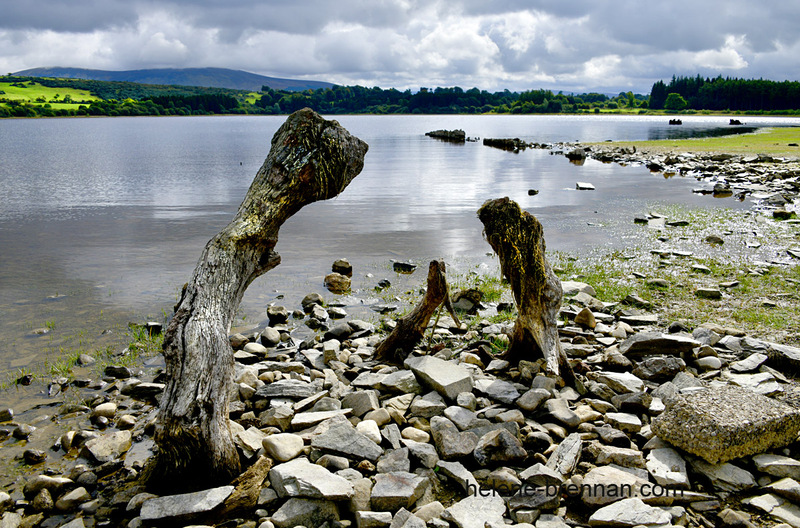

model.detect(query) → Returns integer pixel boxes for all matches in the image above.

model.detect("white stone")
[356,420,382,444]
[262,433,305,462]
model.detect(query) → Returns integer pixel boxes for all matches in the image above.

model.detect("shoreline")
[0,135,799,527]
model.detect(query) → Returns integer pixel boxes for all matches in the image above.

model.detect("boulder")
[652,385,800,464]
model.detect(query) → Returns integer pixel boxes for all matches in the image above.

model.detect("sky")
[2,0,799,95]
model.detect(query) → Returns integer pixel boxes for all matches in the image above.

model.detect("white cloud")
[1,1,799,93]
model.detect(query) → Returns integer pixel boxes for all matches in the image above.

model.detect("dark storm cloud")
[1,0,799,93]
[0,0,138,32]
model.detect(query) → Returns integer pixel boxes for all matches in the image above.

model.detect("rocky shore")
[1,137,799,528]
[2,246,800,528]
[554,143,799,220]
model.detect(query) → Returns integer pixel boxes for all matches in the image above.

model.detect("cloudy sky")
[2,0,798,94]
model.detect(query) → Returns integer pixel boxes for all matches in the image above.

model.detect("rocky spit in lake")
[3,254,800,528]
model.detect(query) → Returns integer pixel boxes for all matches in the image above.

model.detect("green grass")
[592,127,800,159]
[0,80,100,110]
[0,323,164,390]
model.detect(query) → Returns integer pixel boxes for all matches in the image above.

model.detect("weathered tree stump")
[477,197,574,381]
[146,109,368,491]
[375,260,460,363]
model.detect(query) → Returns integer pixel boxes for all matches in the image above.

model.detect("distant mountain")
[13,67,334,92]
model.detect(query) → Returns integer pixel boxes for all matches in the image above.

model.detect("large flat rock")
[652,385,800,464]
[269,457,354,500]
[140,485,234,522]
[619,332,700,357]
[405,356,473,400]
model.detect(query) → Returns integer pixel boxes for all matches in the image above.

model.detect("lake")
[1,114,798,378]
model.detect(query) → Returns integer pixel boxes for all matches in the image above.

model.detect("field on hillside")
[0,80,100,110]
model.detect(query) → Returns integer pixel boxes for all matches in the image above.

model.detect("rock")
[261,327,281,346]
[355,510,392,528]
[342,390,380,417]
[646,448,689,488]
[0,408,12,422]
[605,412,642,433]
[766,477,800,503]
[731,352,769,373]
[576,181,595,190]
[80,430,132,464]
[270,497,339,528]
[270,458,354,500]
[255,379,318,400]
[520,463,563,488]
[695,288,722,299]
[262,433,305,462]
[473,429,527,466]
[54,487,91,511]
[632,356,686,381]
[593,372,644,394]
[405,356,473,400]
[581,465,649,506]
[356,420,382,444]
[517,388,551,412]
[689,458,756,492]
[430,416,479,460]
[324,272,351,294]
[619,332,700,357]
[442,494,506,528]
[402,439,439,469]
[310,417,384,462]
[587,497,672,527]
[332,258,353,277]
[409,391,447,418]
[370,472,427,511]
[301,292,324,312]
[267,305,289,325]
[393,262,417,274]
[741,494,800,528]
[381,370,422,394]
[546,433,582,478]
[574,307,596,328]
[436,460,479,494]
[473,378,519,405]
[652,385,800,464]
[140,485,234,522]
[753,454,800,480]
[544,398,580,428]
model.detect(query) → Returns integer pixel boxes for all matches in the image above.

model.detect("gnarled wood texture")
[477,197,574,382]
[375,260,460,363]
[147,109,368,491]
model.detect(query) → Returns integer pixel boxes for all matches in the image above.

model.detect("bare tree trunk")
[477,198,574,382]
[375,260,460,363]
[146,109,368,491]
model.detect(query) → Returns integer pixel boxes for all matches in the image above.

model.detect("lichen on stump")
[477,197,574,381]
[146,108,368,492]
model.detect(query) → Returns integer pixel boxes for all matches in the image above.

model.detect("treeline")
[254,85,635,115]
[650,75,800,112]
[4,74,800,118]
[0,94,250,118]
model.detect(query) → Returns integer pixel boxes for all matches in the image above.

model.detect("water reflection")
[1,114,799,375]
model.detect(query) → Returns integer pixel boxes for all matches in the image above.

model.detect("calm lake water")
[1,114,799,380]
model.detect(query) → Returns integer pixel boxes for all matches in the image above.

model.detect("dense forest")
[1,74,799,118]
[649,75,800,112]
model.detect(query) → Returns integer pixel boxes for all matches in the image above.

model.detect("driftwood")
[477,197,574,382]
[146,109,368,491]
[375,260,460,363]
